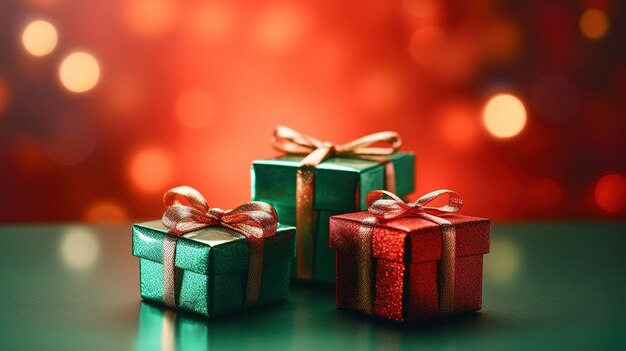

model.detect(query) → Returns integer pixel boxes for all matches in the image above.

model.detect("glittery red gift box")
[329,211,490,321]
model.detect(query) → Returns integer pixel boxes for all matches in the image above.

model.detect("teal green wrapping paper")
[132,220,296,316]
[252,152,414,212]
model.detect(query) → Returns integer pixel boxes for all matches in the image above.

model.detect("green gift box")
[132,220,296,317]
[251,151,415,283]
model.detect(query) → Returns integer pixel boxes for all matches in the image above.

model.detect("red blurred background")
[0,0,624,223]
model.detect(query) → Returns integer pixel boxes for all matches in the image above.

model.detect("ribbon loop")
[366,189,462,220]
[334,131,402,156]
[221,202,279,239]
[164,185,210,212]
[413,189,463,215]
[162,205,217,235]
[272,125,324,155]
[160,186,279,307]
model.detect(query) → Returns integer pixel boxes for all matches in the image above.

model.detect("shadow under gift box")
[329,212,490,321]
[132,220,296,317]
[251,152,415,283]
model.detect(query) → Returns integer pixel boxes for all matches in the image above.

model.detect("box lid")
[132,220,296,275]
[329,211,490,263]
[251,152,414,212]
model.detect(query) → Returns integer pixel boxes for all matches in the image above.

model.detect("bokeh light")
[124,0,176,36]
[253,4,309,53]
[579,9,609,40]
[436,102,480,150]
[594,173,626,213]
[58,52,101,93]
[175,89,215,128]
[484,237,520,284]
[84,201,128,223]
[532,74,580,123]
[21,20,58,57]
[410,27,445,67]
[59,227,100,271]
[482,94,527,138]
[129,147,174,193]
[187,1,234,42]
[404,0,441,17]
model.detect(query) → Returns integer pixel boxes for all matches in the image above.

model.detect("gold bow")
[272,125,402,166]
[366,189,463,219]
[272,126,402,280]
[366,189,463,315]
[161,186,278,307]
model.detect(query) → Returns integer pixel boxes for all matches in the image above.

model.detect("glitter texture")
[373,260,405,320]
[330,211,490,321]
[132,221,296,317]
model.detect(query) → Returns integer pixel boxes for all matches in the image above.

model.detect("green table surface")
[1,222,625,350]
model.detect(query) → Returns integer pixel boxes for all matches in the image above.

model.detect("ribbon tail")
[439,221,456,315]
[421,212,456,315]
[162,236,178,308]
[384,162,397,194]
[295,145,334,280]
[245,237,264,306]
[295,166,317,280]
[355,216,377,314]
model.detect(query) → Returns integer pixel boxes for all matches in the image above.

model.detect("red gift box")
[329,190,490,321]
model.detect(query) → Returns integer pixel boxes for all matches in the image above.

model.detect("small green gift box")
[251,126,415,283]
[132,186,296,317]
[132,221,295,317]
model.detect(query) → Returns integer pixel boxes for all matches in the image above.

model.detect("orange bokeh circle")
[129,147,174,193]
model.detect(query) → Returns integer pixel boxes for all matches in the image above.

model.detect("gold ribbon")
[365,189,463,315]
[272,126,402,280]
[161,186,278,308]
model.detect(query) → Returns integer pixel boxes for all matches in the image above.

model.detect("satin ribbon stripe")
[272,126,402,280]
[160,186,278,307]
[365,189,463,316]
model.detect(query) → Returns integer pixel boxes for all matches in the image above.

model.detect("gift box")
[329,190,490,321]
[132,186,296,317]
[253,154,415,212]
[251,126,415,283]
